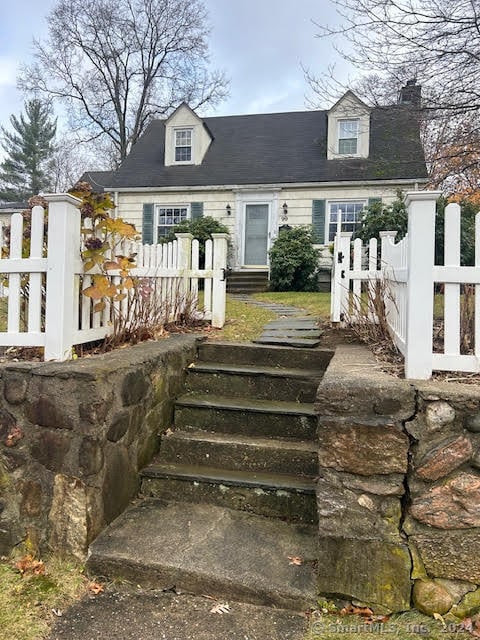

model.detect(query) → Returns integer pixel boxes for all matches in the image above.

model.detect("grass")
[210,295,277,342]
[0,556,90,640]
[252,291,331,319]
[210,292,331,343]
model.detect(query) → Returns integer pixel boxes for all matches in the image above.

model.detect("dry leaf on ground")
[288,556,303,566]
[88,581,105,594]
[210,603,231,614]
[15,554,46,576]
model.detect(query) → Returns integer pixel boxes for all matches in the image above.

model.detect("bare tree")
[307,0,480,196]
[312,0,480,115]
[20,0,228,164]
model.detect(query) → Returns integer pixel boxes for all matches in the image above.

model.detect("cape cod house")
[83,81,428,290]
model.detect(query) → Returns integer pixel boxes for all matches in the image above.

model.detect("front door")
[244,204,269,266]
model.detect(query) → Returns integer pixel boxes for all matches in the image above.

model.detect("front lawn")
[252,291,331,319]
[210,292,330,343]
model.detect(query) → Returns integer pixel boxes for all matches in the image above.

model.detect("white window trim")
[337,118,360,156]
[327,199,366,242]
[154,203,191,242]
[173,127,194,164]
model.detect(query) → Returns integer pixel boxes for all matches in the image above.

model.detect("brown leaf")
[5,425,23,447]
[288,555,303,566]
[340,604,374,618]
[15,554,45,576]
[88,581,104,595]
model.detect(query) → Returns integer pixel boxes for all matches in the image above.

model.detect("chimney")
[398,79,422,106]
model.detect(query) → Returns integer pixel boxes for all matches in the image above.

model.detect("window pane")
[339,120,358,137]
[338,138,357,154]
[175,146,192,161]
[175,130,191,145]
[155,206,189,241]
[328,201,365,241]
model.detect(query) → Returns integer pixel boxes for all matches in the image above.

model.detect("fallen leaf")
[5,425,23,447]
[88,581,104,595]
[51,609,63,617]
[15,555,45,576]
[210,602,230,614]
[288,556,303,566]
[340,604,374,618]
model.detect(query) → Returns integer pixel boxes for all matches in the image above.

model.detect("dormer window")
[174,128,193,163]
[164,103,212,166]
[338,119,359,155]
[327,92,370,160]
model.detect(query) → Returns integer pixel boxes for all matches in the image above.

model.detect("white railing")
[331,191,480,379]
[0,194,227,361]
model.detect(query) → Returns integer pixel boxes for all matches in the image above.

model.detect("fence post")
[44,194,82,361]
[331,231,352,322]
[176,232,193,311]
[404,191,441,379]
[211,233,228,328]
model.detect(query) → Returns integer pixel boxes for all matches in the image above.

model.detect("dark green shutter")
[312,199,326,244]
[142,203,154,244]
[368,197,382,207]
[190,202,204,220]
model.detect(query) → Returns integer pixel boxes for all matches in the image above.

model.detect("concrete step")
[186,362,322,402]
[254,336,322,348]
[227,285,269,294]
[198,341,332,370]
[261,330,322,338]
[160,430,318,476]
[140,463,317,523]
[86,500,317,610]
[174,394,318,439]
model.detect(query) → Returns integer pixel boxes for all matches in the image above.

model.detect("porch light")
[281,202,288,222]
[226,204,232,215]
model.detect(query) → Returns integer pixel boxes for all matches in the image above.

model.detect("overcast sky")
[0,0,347,134]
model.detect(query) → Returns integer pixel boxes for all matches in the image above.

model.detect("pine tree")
[0,99,57,202]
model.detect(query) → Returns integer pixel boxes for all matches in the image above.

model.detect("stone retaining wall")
[0,335,198,559]
[316,344,480,617]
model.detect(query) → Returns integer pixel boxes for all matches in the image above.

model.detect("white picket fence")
[331,191,480,379]
[0,194,228,361]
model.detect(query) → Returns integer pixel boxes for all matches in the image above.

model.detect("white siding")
[116,181,419,268]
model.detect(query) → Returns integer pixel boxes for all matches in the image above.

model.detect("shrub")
[164,216,228,251]
[269,226,320,291]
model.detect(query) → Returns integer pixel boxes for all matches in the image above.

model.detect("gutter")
[101,177,430,193]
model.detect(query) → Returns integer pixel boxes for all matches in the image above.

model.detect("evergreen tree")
[0,99,57,202]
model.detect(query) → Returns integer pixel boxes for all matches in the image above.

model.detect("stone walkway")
[228,293,305,317]
[228,294,323,348]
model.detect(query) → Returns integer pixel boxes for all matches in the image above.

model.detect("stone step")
[253,336,322,348]
[261,330,322,338]
[86,500,317,611]
[198,341,332,370]
[186,362,322,402]
[140,463,317,523]
[174,394,318,439]
[227,283,269,293]
[160,429,318,475]
[227,270,269,280]
[264,318,319,328]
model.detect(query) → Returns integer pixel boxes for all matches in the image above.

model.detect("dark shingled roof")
[78,171,116,191]
[102,106,428,189]
[0,201,28,211]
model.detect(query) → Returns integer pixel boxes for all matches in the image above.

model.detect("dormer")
[164,103,213,166]
[327,91,371,160]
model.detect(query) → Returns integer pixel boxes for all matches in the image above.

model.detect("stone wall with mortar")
[315,344,480,619]
[0,335,198,559]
